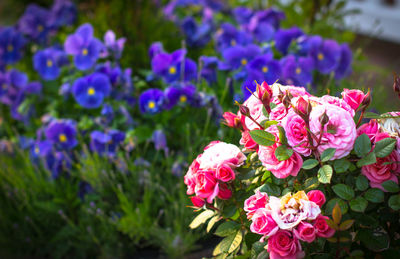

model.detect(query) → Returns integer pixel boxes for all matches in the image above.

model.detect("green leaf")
[220,230,243,254]
[249,130,275,146]
[302,159,319,170]
[318,165,333,184]
[215,221,240,237]
[274,145,293,161]
[355,175,369,191]
[382,180,400,193]
[374,138,396,158]
[349,197,368,212]
[304,177,319,190]
[262,106,269,117]
[277,126,287,145]
[321,148,336,162]
[264,120,278,128]
[207,215,220,233]
[332,184,355,200]
[357,228,390,252]
[339,219,355,231]
[356,152,376,167]
[223,205,237,218]
[388,195,400,210]
[364,188,384,203]
[251,241,268,259]
[189,210,214,229]
[326,198,348,215]
[354,134,371,157]
[333,159,350,173]
[258,182,281,196]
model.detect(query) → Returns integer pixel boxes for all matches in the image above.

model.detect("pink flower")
[269,103,289,122]
[282,110,311,156]
[240,130,259,151]
[267,230,304,259]
[199,142,246,169]
[258,126,303,179]
[184,157,201,195]
[341,88,365,111]
[313,215,335,238]
[217,183,232,200]
[190,196,205,208]
[294,222,316,243]
[357,119,380,143]
[223,112,241,128]
[244,191,269,218]
[215,163,236,182]
[250,208,278,237]
[310,104,356,160]
[241,94,267,130]
[307,190,326,208]
[321,95,354,117]
[194,170,219,203]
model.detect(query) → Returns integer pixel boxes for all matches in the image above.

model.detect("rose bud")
[217,183,232,200]
[341,88,365,111]
[319,111,329,126]
[359,89,371,111]
[282,91,292,110]
[307,190,326,207]
[239,105,250,117]
[294,96,312,120]
[223,112,241,129]
[190,196,205,208]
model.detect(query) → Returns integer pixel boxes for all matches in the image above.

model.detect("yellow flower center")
[231,39,236,46]
[87,87,95,95]
[318,53,324,60]
[34,147,39,154]
[82,48,88,56]
[7,44,13,52]
[262,66,268,73]
[59,134,67,143]
[169,66,177,75]
[180,95,187,103]
[295,67,301,74]
[37,25,44,32]
[241,58,247,66]
[46,59,53,67]
[148,101,156,109]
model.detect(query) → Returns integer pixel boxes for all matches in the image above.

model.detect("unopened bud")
[360,89,371,110]
[256,82,272,113]
[282,91,292,109]
[222,112,242,129]
[239,105,250,117]
[319,111,329,126]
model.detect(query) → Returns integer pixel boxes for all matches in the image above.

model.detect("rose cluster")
[245,190,334,259]
[184,141,246,206]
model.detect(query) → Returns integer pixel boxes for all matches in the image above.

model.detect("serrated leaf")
[374,138,396,158]
[302,159,319,170]
[356,152,376,167]
[304,177,319,190]
[277,126,287,145]
[349,197,368,212]
[249,130,275,146]
[318,165,333,184]
[388,195,400,210]
[274,145,293,161]
[258,182,281,196]
[364,188,384,203]
[339,219,355,231]
[189,210,214,229]
[264,120,278,128]
[332,203,342,225]
[215,221,240,237]
[333,159,350,173]
[382,180,400,193]
[332,184,355,200]
[354,134,371,157]
[220,230,243,254]
[321,148,336,162]
[207,215,220,233]
[355,175,369,191]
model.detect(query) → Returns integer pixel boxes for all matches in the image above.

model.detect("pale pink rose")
[320,95,355,117]
[357,119,380,143]
[199,142,246,169]
[307,190,326,208]
[341,88,365,111]
[282,110,312,156]
[271,83,311,99]
[215,163,236,182]
[258,126,303,179]
[269,103,289,122]
[294,222,316,243]
[241,94,267,130]
[217,183,232,200]
[240,130,259,151]
[184,156,201,195]
[267,230,304,259]
[313,215,335,238]
[310,104,357,160]
[250,208,279,237]
[299,199,321,220]
[204,140,221,150]
[244,191,269,218]
[194,170,219,203]
[190,196,205,208]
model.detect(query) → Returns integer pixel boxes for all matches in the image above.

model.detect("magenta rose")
[190,196,205,208]
[244,191,269,219]
[320,95,354,117]
[294,222,316,243]
[217,183,232,200]
[215,163,236,182]
[282,110,311,156]
[357,119,380,143]
[310,103,356,160]
[194,170,219,203]
[184,156,201,195]
[258,126,303,179]
[313,215,335,238]
[307,190,326,208]
[250,208,278,237]
[267,230,304,259]
[341,88,365,111]
[223,112,240,128]
[240,130,259,151]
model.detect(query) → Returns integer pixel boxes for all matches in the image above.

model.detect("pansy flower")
[72,72,111,109]
[247,9,285,43]
[233,7,254,25]
[101,30,126,59]
[90,130,125,156]
[247,53,282,85]
[45,120,77,150]
[64,23,103,70]
[334,43,352,80]
[152,129,168,152]
[49,0,77,28]
[33,48,68,80]
[181,16,213,48]
[139,88,164,114]
[221,44,261,70]
[200,56,219,84]
[0,27,26,64]
[215,23,253,51]
[30,140,53,159]
[310,39,341,74]
[164,84,196,109]
[281,55,314,86]
[18,4,51,42]
[274,27,303,55]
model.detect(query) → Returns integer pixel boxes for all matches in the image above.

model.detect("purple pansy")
[247,9,285,43]
[274,27,303,55]
[164,84,196,109]
[181,16,213,48]
[33,48,68,80]
[215,23,253,51]
[45,120,78,150]
[221,44,261,70]
[0,27,26,64]
[200,56,219,84]
[149,42,165,59]
[310,39,341,74]
[49,0,77,28]
[101,30,126,59]
[90,130,125,156]
[233,7,253,25]
[72,72,111,109]
[334,43,352,80]
[281,55,314,86]
[18,4,51,42]
[246,53,282,85]
[152,129,168,152]
[139,88,164,114]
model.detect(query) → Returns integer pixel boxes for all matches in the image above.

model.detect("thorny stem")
[356,110,365,128]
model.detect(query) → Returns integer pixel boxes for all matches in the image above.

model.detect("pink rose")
[250,208,278,237]
[271,83,311,99]
[194,170,219,203]
[282,110,312,156]
[307,190,326,208]
[313,215,335,238]
[217,183,232,200]
[321,95,354,117]
[215,163,236,182]
[240,130,259,151]
[341,88,365,111]
[190,196,205,208]
[223,112,241,128]
[199,141,246,169]
[258,126,303,179]
[357,119,380,143]
[267,230,304,259]
[244,191,269,218]
[241,94,267,130]
[184,157,201,195]
[294,222,316,243]
[269,103,289,122]
[310,104,356,160]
